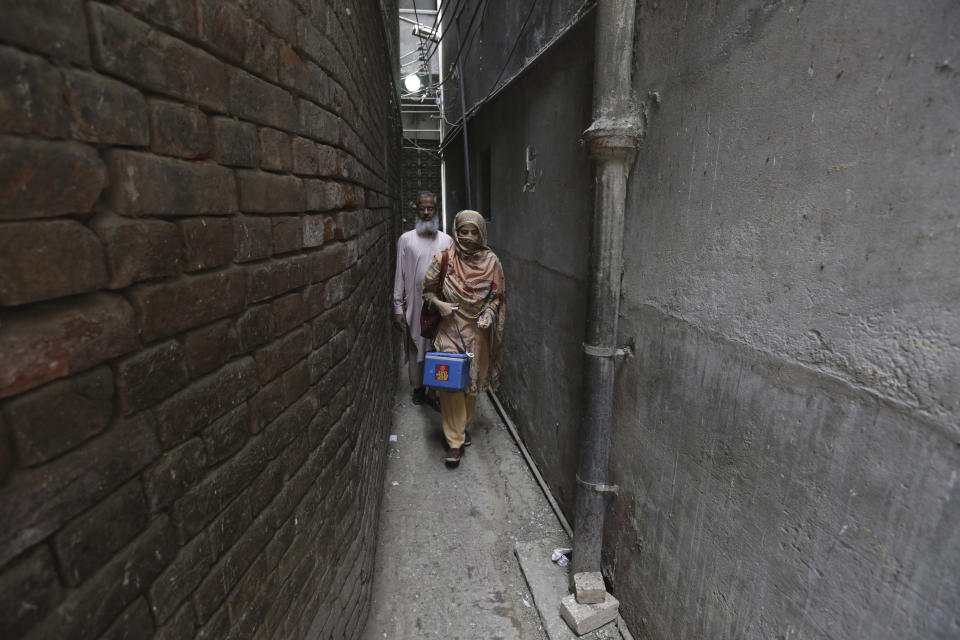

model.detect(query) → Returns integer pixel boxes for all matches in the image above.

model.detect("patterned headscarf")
[453,210,487,256]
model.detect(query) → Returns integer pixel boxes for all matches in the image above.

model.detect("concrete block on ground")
[574,571,606,604]
[515,539,577,640]
[515,539,624,640]
[560,592,620,636]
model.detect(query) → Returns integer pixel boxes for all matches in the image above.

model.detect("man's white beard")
[415,216,439,235]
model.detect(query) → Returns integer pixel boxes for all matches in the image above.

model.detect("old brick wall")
[0,1,400,639]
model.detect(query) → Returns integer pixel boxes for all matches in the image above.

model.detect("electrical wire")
[438,0,548,153]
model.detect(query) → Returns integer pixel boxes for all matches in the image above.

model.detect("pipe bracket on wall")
[577,474,619,496]
[582,342,633,360]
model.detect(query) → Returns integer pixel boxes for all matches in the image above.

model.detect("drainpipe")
[454,16,473,210]
[572,0,642,582]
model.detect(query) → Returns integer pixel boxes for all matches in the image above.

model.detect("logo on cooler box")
[436,364,449,381]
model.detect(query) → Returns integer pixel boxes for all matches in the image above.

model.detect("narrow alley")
[361,365,625,640]
[1,0,958,639]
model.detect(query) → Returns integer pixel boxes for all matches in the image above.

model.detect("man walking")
[393,191,453,406]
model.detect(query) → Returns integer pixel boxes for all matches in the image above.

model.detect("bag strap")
[439,247,470,356]
[439,247,449,292]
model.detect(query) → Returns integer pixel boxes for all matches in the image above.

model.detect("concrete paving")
[361,367,621,640]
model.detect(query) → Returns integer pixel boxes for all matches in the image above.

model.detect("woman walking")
[422,210,506,466]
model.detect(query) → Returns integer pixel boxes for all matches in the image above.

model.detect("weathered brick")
[154,601,196,640]
[304,178,359,211]
[179,217,234,272]
[247,255,309,302]
[297,99,341,145]
[248,361,309,431]
[210,117,259,167]
[307,343,332,384]
[272,216,304,254]
[28,517,177,640]
[262,395,315,461]
[278,44,329,101]
[258,128,293,172]
[2,367,113,467]
[0,414,158,567]
[90,213,182,289]
[0,46,68,138]
[148,533,211,623]
[115,340,189,415]
[302,214,326,248]
[292,137,317,175]
[242,0,300,38]
[247,457,284,515]
[255,327,313,383]
[0,219,108,307]
[306,405,331,448]
[115,0,198,36]
[143,438,208,512]
[226,557,272,632]
[229,69,297,131]
[171,437,268,541]
[184,319,240,378]
[294,15,335,70]
[0,418,12,484]
[130,268,247,342]
[150,99,211,159]
[206,491,252,560]
[193,515,271,622]
[328,329,354,365]
[52,480,148,587]
[233,216,273,262]
[196,608,230,639]
[64,69,150,145]
[0,293,136,400]
[0,545,64,638]
[197,0,247,63]
[311,303,350,346]
[270,291,308,335]
[201,404,250,465]
[243,22,281,83]
[153,357,258,449]
[236,304,276,351]
[0,136,107,221]
[106,150,238,216]
[264,516,297,573]
[322,216,337,241]
[332,210,364,240]
[237,170,306,214]
[0,0,90,64]
[101,597,155,640]
[89,3,227,112]
[307,241,355,284]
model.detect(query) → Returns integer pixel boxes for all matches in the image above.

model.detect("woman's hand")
[433,300,456,317]
[477,310,494,329]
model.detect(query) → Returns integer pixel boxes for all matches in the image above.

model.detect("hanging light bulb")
[403,73,422,93]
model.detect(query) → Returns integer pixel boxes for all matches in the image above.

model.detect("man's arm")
[392,236,406,326]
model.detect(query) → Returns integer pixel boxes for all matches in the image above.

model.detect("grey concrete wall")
[608,1,960,638]
[448,0,959,638]
[443,20,596,516]
[440,0,589,123]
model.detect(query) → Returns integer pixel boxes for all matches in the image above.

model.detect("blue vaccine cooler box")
[423,352,471,390]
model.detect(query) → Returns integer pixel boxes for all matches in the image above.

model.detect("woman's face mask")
[457,225,481,250]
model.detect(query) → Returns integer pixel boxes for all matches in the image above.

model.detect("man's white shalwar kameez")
[393,228,452,386]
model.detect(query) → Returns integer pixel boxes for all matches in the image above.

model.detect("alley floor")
[360,366,572,639]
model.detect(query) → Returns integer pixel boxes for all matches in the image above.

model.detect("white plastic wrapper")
[389,434,398,442]
[551,548,572,567]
